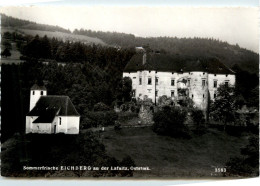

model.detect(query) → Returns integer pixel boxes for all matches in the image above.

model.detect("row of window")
[32,90,44,95]
[133,77,229,88]
[138,77,177,86]
[133,89,209,99]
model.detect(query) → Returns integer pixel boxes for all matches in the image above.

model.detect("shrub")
[225,136,259,177]
[81,111,118,129]
[118,112,138,122]
[119,102,140,113]
[93,102,110,111]
[191,108,206,135]
[152,106,190,138]
[157,95,173,106]
[119,156,136,177]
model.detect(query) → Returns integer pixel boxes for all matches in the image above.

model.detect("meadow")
[101,127,251,178]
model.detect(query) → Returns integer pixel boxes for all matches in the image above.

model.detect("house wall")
[26,116,38,133]
[26,116,79,134]
[123,71,209,110]
[52,116,79,134]
[208,74,236,100]
[31,123,52,133]
[188,72,208,110]
[52,116,68,134]
[66,116,80,134]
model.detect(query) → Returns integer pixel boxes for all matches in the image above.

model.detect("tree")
[3,40,12,50]
[226,136,259,176]
[152,106,189,138]
[116,77,132,103]
[191,108,206,135]
[1,48,11,58]
[210,83,236,131]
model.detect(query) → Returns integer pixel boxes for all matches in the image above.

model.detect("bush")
[152,106,190,138]
[191,109,206,135]
[157,95,173,106]
[81,111,118,129]
[225,136,259,177]
[93,102,110,111]
[119,156,136,177]
[120,102,140,113]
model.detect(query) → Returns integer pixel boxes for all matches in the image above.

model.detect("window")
[148,77,152,85]
[171,90,175,97]
[155,90,158,97]
[40,91,43,95]
[59,117,62,125]
[32,91,35,95]
[202,79,206,86]
[155,77,159,85]
[214,93,217,98]
[214,80,217,88]
[192,94,194,99]
[225,81,229,87]
[171,79,175,86]
[203,94,205,98]
[139,77,142,85]
[187,79,190,87]
[132,89,136,97]
[148,89,152,93]
[133,77,136,79]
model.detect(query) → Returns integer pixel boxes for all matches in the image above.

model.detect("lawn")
[2,27,107,46]
[101,127,250,178]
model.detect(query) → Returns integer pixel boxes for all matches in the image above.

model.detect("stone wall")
[138,104,154,125]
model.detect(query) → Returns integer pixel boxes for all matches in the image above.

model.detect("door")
[54,125,56,134]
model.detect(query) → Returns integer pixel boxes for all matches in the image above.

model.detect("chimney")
[142,52,147,65]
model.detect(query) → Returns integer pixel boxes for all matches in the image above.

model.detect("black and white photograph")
[0,3,259,179]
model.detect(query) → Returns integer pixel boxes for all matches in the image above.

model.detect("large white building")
[123,50,235,111]
[26,84,80,134]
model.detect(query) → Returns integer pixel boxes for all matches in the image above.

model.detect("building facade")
[123,50,235,111]
[26,84,80,134]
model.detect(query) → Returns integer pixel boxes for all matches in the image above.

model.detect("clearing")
[101,127,250,178]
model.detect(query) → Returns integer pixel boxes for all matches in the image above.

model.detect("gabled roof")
[32,107,59,124]
[31,84,47,90]
[124,53,235,74]
[27,96,80,120]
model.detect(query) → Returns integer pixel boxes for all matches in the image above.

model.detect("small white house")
[26,84,80,134]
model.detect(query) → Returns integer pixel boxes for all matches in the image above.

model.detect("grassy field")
[101,127,250,178]
[2,27,107,46]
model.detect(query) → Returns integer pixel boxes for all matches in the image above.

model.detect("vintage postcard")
[0,5,259,179]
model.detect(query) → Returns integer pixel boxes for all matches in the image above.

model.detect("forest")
[1,14,70,33]
[73,29,259,74]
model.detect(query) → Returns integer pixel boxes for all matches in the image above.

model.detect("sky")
[1,6,258,53]
[0,0,259,7]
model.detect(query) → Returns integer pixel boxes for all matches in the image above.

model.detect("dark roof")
[124,53,235,74]
[33,108,59,124]
[27,96,80,121]
[31,84,47,90]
